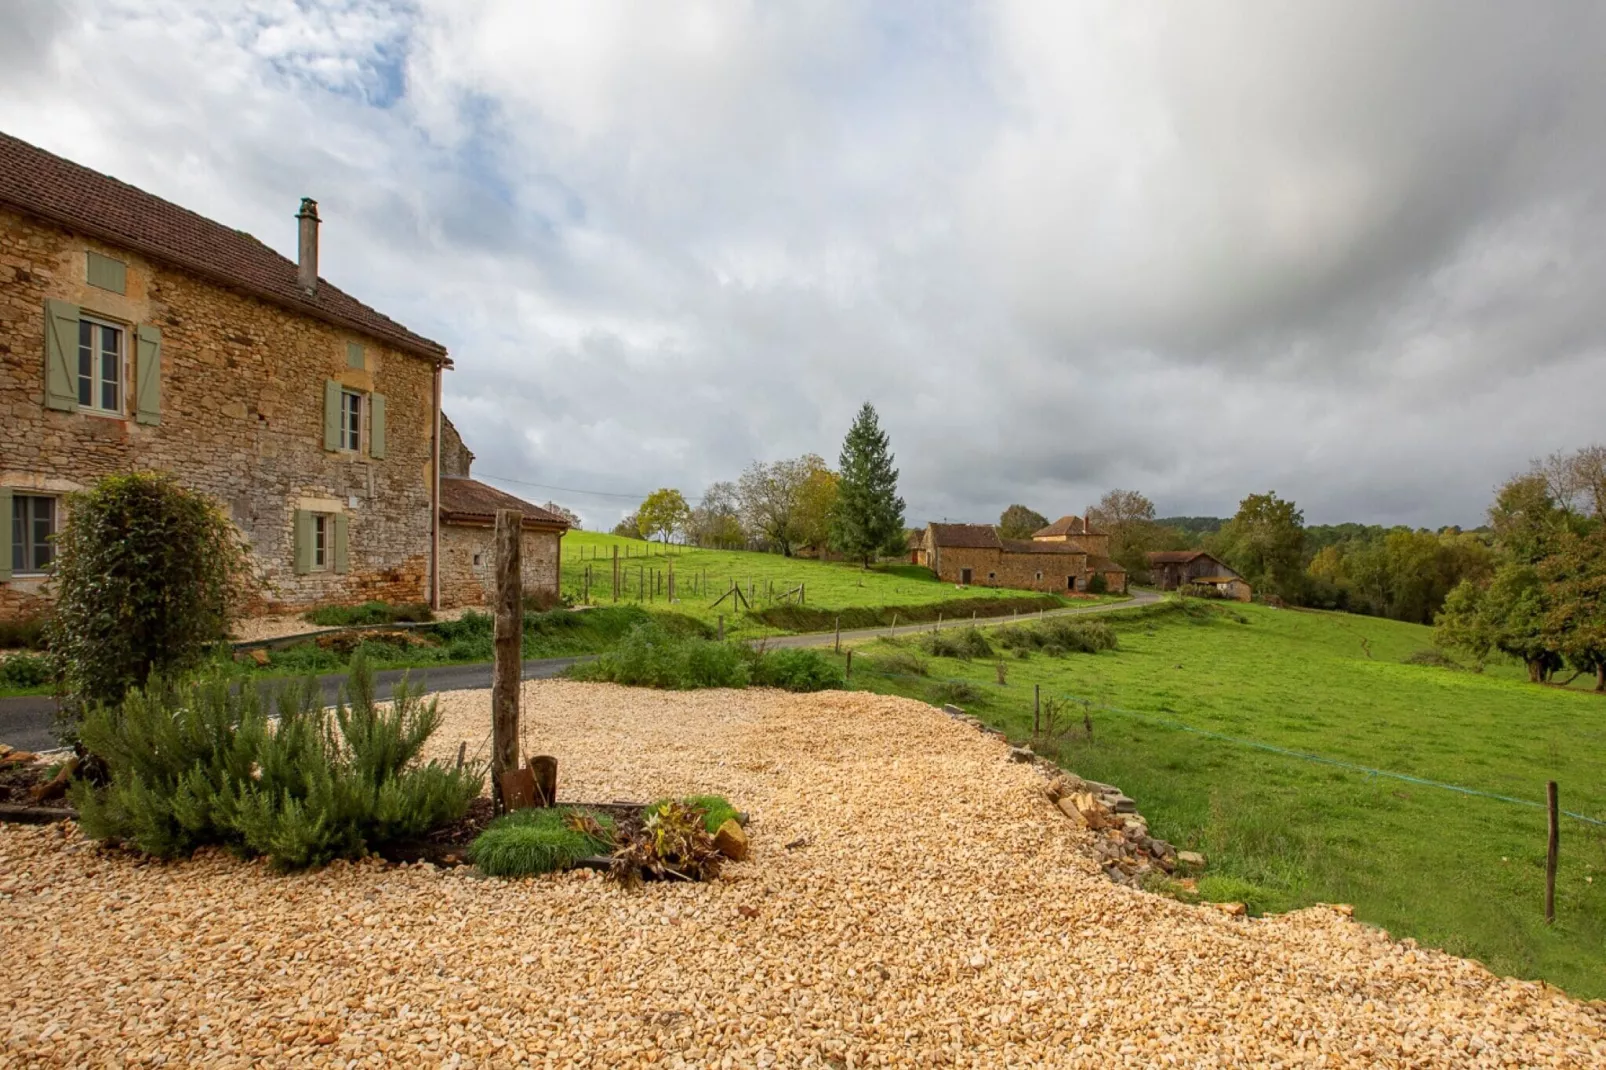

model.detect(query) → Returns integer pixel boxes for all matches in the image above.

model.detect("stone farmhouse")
[1146,550,1251,601]
[0,131,565,623]
[912,515,1128,594]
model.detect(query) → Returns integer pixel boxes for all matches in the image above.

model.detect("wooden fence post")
[491,509,523,814]
[1034,683,1041,735]
[1546,780,1559,925]
[718,614,725,641]
[835,616,841,654]
[845,649,853,683]
[613,545,620,603]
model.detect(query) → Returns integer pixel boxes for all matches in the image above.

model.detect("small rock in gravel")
[1008,746,1035,763]
[1177,850,1207,869]
[712,819,749,861]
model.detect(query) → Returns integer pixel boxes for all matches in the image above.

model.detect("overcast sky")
[4,1,1604,530]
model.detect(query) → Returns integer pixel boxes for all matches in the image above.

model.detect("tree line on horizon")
[611,403,908,566]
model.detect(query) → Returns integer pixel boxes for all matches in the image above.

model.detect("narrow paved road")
[0,590,1159,752]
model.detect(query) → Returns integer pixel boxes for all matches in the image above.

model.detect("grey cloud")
[2,1,1603,531]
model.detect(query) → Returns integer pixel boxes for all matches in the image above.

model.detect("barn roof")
[1088,554,1128,573]
[439,478,569,529]
[1146,550,1214,564]
[1032,515,1106,538]
[927,523,1002,549]
[1000,538,1086,556]
[0,130,449,364]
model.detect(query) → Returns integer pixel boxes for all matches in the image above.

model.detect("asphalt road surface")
[0,589,1159,753]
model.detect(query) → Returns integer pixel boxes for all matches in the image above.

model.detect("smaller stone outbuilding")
[438,478,569,608]
[1146,550,1251,601]
[435,417,568,607]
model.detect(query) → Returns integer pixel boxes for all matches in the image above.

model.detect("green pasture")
[559,530,1064,635]
[841,599,1606,998]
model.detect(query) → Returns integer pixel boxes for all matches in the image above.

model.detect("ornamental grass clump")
[470,807,616,877]
[651,794,739,834]
[72,655,482,869]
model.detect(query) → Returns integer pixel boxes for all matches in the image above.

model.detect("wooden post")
[613,545,620,603]
[835,616,841,653]
[491,509,523,814]
[800,582,805,605]
[530,755,558,807]
[639,564,644,602]
[1034,684,1041,735]
[718,615,725,641]
[1546,780,1559,925]
[890,612,898,639]
[845,649,853,683]
[668,558,675,601]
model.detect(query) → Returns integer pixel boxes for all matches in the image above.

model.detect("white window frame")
[340,389,363,453]
[77,315,126,418]
[11,493,58,575]
[312,513,330,571]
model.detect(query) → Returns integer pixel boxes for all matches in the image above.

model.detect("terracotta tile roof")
[1000,538,1086,556]
[1033,515,1106,538]
[0,130,448,364]
[928,523,1002,549]
[1146,550,1213,564]
[439,478,569,528]
[1088,554,1128,573]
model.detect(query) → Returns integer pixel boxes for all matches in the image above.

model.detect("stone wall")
[0,207,440,620]
[439,413,474,479]
[438,523,562,608]
[930,544,1090,593]
[994,551,1087,593]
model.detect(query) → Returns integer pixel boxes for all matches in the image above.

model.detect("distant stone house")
[0,130,458,621]
[1031,515,1128,592]
[436,415,569,607]
[913,517,1127,594]
[1146,550,1251,601]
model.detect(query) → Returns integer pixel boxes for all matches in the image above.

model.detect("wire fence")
[843,662,1606,828]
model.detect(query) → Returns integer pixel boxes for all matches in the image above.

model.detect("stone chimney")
[296,197,320,293]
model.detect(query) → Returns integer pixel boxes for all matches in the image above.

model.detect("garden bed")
[375,798,651,868]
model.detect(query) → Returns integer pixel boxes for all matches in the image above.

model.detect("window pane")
[100,325,120,411]
[10,500,22,573]
[78,322,94,406]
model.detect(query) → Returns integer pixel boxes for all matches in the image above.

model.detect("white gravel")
[1,681,1602,1067]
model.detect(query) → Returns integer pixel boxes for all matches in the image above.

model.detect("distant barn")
[1146,550,1251,601]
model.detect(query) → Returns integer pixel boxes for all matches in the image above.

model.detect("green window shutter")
[43,300,80,412]
[369,394,386,459]
[293,510,314,574]
[333,514,349,574]
[346,342,365,369]
[0,487,12,581]
[135,325,162,425]
[86,252,127,294]
[323,380,341,451]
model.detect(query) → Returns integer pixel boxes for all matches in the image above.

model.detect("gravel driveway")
[2,682,1601,1066]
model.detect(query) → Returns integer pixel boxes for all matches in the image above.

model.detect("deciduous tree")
[738,455,828,557]
[997,505,1048,540]
[1087,489,1161,574]
[636,488,690,543]
[829,403,906,567]
[687,481,746,548]
[1212,491,1306,598]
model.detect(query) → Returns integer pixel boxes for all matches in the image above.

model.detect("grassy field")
[839,599,1606,998]
[559,531,1078,634]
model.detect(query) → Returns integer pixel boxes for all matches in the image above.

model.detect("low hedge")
[748,594,1066,633]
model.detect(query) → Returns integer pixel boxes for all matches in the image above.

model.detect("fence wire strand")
[847,664,1606,828]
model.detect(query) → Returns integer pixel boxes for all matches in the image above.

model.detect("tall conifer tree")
[830,402,905,567]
